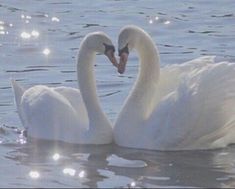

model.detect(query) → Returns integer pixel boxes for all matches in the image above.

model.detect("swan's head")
[117,25,141,74]
[85,32,118,67]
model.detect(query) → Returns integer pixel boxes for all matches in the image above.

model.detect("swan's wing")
[181,61,235,148]
[148,59,235,150]
[154,56,216,105]
[53,86,89,127]
[21,85,88,141]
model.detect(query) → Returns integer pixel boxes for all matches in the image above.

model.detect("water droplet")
[21,32,31,39]
[52,153,60,161]
[51,17,60,22]
[29,171,40,179]
[43,48,50,55]
[63,168,76,176]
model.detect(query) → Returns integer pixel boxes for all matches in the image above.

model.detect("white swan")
[11,32,118,144]
[114,25,235,150]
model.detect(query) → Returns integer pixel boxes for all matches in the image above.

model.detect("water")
[1,0,235,187]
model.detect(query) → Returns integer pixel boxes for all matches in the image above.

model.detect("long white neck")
[117,29,160,123]
[77,43,109,128]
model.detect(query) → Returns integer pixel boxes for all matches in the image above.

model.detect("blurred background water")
[0,0,235,187]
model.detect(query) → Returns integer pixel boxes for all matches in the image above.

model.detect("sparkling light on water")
[149,19,153,24]
[43,48,51,55]
[51,16,60,22]
[52,153,60,161]
[21,32,31,39]
[155,16,159,20]
[78,170,86,178]
[130,181,136,187]
[31,30,40,38]
[63,168,76,176]
[164,20,171,25]
[26,15,32,19]
[29,171,40,179]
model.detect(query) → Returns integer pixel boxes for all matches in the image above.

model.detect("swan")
[11,32,118,144]
[114,25,235,150]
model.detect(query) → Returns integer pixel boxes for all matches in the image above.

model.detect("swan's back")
[20,85,89,142]
[149,59,235,150]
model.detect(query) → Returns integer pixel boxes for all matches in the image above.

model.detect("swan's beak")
[105,50,118,68]
[118,52,128,74]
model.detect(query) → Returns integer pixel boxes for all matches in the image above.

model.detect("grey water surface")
[0,0,235,188]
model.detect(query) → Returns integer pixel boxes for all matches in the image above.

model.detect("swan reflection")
[5,141,235,188]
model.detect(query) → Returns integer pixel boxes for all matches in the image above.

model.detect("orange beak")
[118,52,128,74]
[105,50,118,68]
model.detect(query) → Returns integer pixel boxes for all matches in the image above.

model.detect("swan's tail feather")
[11,79,24,107]
[11,79,25,124]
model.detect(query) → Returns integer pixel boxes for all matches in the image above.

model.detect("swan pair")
[12,25,235,150]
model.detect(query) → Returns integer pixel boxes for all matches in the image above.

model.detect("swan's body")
[11,32,116,144]
[114,25,235,150]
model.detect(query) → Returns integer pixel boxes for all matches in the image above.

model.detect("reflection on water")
[0,0,235,187]
[3,141,235,188]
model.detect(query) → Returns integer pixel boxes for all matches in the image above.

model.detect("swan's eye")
[103,43,115,54]
[118,44,129,56]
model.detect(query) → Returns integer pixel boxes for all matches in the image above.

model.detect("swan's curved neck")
[77,45,108,127]
[119,30,160,121]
